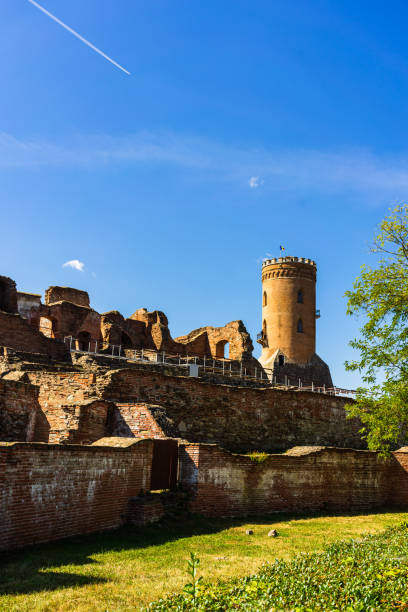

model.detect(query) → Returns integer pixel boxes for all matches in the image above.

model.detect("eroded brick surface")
[0,440,153,551]
[103,368,362,451]
[0,379,39,441]
[179,444,407,517]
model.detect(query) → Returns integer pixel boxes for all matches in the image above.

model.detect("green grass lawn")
[1,509,408,611]
[149,520,408,611]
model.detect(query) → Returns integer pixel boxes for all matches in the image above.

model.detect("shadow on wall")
[0,509,402,597]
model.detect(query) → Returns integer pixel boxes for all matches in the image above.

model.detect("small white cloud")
[63,259,84,272]
[249,176,263,188]
[255,252,273,264]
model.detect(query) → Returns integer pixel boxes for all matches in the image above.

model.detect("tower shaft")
[257,256,332,387]
[261,257,316,364]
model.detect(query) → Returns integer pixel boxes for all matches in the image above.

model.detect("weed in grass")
[182,553,202,607]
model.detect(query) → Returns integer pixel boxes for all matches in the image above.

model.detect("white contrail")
[27,0,131,75]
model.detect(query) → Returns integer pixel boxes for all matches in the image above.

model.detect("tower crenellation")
[262,256,316,267]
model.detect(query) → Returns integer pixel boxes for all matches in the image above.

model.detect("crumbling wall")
[3,362,361,451]
[4,276,260,365]
[100,311,152,350]
[40,301,101,344]
[102,368,363,451]
[175,320,255,361]
[26,371,101,442]
[108,403,176,439]
[45,286,90,308]
[46,400,111,444]
[16,292,42,325]
[0,312,69,360]
[130,310,258,362]
[179,444,403,517]
[0,439,153,551]
[0,378,39,441]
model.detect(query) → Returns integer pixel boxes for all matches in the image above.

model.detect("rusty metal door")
[150,439,178,490]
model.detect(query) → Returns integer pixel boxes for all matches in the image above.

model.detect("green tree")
[345,203,408,453]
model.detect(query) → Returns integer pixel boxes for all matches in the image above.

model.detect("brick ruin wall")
[2,439,408,551]
[179,444,408,517]
[0,365,363,451]
[0,439,153,551]
[0,312,68,360]
[102,368,363,452]
[0,379,39,442]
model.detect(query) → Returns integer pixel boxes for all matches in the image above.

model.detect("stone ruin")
[1,271,408,553]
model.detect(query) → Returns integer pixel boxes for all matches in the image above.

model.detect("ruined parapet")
[45,286,90,308]
[175,320,257,363]
[129,309,172,351]
[17,292,41,324]
[100,311,150,350]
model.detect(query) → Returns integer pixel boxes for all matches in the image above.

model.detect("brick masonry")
[179,443,408,517]
[2,438,408,551]
[103,368,363,451]
[126,494,166,526]
[3,364,363,452]
[0,312,68,360]
[0,439,153,551]
[0,378,39,441]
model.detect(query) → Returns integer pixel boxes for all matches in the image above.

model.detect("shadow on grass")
[0,507,405,596]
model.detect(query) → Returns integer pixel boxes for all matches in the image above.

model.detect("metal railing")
[63,335,355,397]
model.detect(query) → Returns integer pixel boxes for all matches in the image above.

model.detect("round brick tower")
[258,256,320,372]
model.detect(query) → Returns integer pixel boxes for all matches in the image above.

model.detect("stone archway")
[77,331,92,351]
[215,339,229,359]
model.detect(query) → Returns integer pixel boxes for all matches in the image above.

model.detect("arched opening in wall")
[0,280,7,312]
[297,318,303,333]
[263,291,267,306]
[215,339,229,359]
[297,289,303,304]
[77,331,92,351]
[121,331,133,349]
[39,316,56,338]
[278,354,285,367]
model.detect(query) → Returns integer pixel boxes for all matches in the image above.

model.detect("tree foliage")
[345,204,408,452]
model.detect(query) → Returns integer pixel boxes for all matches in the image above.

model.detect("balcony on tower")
[257,330,268,347]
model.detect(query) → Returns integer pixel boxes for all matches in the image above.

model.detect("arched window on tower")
[297,289,303,304]
[297,318,303,333]
[263,291,267,306]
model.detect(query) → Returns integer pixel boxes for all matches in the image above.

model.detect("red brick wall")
[0,379,39,441]
[12,364,363,452]
[390,450,408,506]
[0,312,68,360]
[179,444,406,517]
[110,403,168,439]
[0,439,153,551]
[46,400,110,444]
[103,368,362,452]
[27,371,102,443]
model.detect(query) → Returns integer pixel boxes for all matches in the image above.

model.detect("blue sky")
[2,0,408,387]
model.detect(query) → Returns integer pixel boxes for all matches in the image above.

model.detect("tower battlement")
[262,256,316,267]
